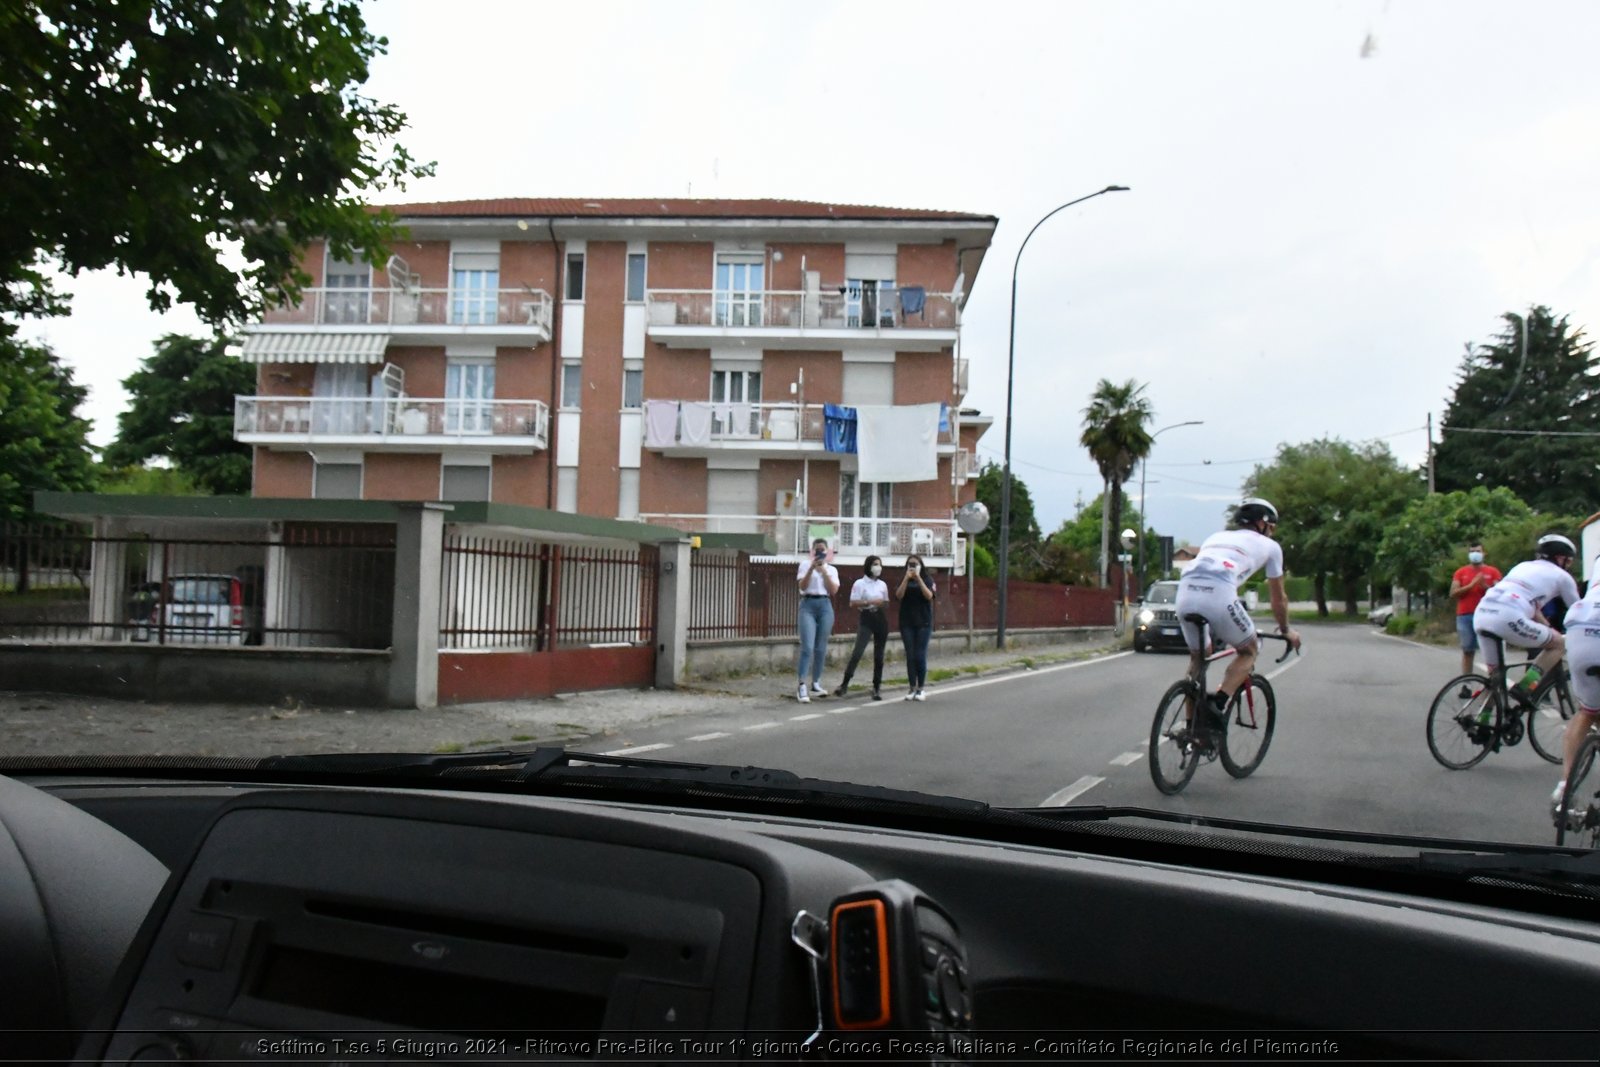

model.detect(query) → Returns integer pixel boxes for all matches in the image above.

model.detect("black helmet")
[1536,533,1576,560]
[1234,497,1279,528]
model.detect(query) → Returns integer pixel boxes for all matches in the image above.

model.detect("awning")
[238,331,389,364]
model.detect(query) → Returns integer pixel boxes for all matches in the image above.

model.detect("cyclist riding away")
[1472,532,1579,699]
[1174,498,1304,749]
[1553,553,1600,826]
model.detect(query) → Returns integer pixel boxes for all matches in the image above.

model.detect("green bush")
[1385,614,1421,636]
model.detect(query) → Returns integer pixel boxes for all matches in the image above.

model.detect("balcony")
[235,396,550,454]
[255,287,554,346]
[644,288,960,351]
[639,513,961,564]
[641,400,958,459]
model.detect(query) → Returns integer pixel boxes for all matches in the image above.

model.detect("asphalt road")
[592,622,1570,848]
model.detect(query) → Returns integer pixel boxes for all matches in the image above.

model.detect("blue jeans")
[797,597,835,684]
[901,624,933,689]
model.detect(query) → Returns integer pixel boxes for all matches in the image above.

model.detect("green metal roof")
[33,493,688,544]
[692,532,778,553]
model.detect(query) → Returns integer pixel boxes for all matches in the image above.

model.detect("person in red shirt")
[1450,541,1501,683]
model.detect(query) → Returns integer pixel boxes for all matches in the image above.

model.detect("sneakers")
[810,682,827,698]
[1458,684,1474,699]
[1552,780,1578,831]
[833,682,850,697]
[871,689,883,701]
[913,690,926,702]
[797,684,810,704]
[904,690,916,701]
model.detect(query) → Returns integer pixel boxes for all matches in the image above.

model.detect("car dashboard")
[5,770,1600,1064]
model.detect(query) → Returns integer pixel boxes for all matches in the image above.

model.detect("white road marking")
[1109,751,1143,767]
[917,651,1135,698]
[827,706,854,714]
[1042,775,1105,806]
[599,742,674,756]
[1263,652,1306,681]
[685,732,730,742]
[790,713,825,721]
[744,721,782,731]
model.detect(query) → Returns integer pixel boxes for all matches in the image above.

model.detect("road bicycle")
[1425,635,1575,770]
[1149,616,1296,795]
[1553,665,1600,848]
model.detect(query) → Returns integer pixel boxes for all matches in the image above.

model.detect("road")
[595,622,1569,848]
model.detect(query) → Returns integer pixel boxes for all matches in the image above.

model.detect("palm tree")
[1080,379,1154,587]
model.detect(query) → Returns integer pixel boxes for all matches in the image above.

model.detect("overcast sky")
[21,0,1600,545]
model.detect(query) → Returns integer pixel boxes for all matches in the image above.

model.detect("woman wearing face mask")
[896,554,937,701]
[834,555,890,700]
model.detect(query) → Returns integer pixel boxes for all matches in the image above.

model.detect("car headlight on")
[1138,609,1155,625]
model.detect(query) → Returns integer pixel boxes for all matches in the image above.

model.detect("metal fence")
[686,554,1117,640]
[439,535,658,651]
[0,522,395,648]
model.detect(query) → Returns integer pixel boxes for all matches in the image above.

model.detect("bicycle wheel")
[1220,674,1276,778]
[1556,733,1600,848]
[1508,663,1575,765]
[1425,674,1496,770]
[1150,680,1202,795]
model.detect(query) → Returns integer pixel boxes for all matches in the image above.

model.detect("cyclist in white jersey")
[1472,533,1579,682]
[1174,498,1303,742]
[1550,550,1598,825]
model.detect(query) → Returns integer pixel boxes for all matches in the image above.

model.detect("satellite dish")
[956,500,990,535]
[950,272,966,306]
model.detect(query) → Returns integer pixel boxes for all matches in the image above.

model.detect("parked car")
[129,572,264,645]
[1369,602,1396,626]
[1133,579,1186,652]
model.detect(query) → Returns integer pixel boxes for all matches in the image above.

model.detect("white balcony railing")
[235,396,550,446]
[638,513,960,558]
[641,400,957,450]
[262,287,554,331]
[644,288,960,332]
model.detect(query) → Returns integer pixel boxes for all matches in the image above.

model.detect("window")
[313,461,362,500]
[441,464,491,502]
[622,367,643,409]
[626,253,647,302]
[617,469,640,520]
[846,278,896,328]
[446,360,495,434]
[556,468,578,513]
[839,472,893,550]
[323,255,370,324]
[311,363,367,434]
[710,369,761,436]
[714,255,763,326]
[561,363,583,409]
[565,253,585,301]
[450,252,499,325]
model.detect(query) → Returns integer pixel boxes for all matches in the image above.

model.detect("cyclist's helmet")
[1234,497,1279,528]
[1536,533,1577,561]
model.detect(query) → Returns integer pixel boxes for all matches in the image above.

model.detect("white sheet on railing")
[643,400,680,447]
[856,403,940,482]
[679,402,714,447]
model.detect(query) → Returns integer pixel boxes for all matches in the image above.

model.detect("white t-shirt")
[1478,559,1581,621]
[849,576,889,609]
[1565,580,1600,628]
[796,559,840,596]
[1186,528,1285,589]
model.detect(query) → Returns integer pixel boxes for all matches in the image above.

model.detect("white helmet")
[1536,533,1576,560]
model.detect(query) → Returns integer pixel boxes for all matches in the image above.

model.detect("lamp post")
[1137,420,1203,591]
[997,185,1129,650]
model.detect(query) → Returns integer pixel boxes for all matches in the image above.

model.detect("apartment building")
[235,198,997,566]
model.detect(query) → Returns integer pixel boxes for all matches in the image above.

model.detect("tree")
[973,462,1041,562]
[0,332,97,524]
[1039,495,1156,587]
[105,334,256,495]
[1,0,433,324]
[1079,379,1153,587]
[1375,487,1534,596]
[1433,307,1600,515]
[1244,438,1421,616]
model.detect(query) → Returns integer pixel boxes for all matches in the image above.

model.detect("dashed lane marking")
[685,732,730,742]
[599,742,674,756]
[790,713,825,721]
[1109,751,1143,767]
[1042,775,1105,806]
[744,721,782,731]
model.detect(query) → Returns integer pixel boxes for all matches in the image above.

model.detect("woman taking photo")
[794,537,839,703]
[896,554,936,701]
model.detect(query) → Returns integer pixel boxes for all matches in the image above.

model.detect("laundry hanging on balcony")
[643,400,680,447]
[899,286,926,317]
[856,403,940,482]
[679,402,714,447]
[823,403,857,453]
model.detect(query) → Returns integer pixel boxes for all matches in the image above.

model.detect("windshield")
[7,0,1600,868]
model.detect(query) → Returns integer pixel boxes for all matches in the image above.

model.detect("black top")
[899,579,936,629]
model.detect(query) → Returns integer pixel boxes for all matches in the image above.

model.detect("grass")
[0,586,89,602]
[1287,609,1372,624]
[432,741,465,754]
[470,737,499,747]
[511,734,535,742]
[927,668,962,683]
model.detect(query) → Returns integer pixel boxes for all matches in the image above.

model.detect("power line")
[1441,425,1600,438]
[974,446,1101,479]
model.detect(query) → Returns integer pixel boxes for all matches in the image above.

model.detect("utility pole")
[1426,412,1435,494]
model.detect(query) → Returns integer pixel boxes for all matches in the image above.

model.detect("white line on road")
[920,651,1135,698]
[600,742,674,756]
[1042,775,1105,806]
[790,713,825,721]
[1264,652,1306,682]
[1109,751,1143,767]
[685,732,730,742]
[827,706,854,714]
[744,721,782,731]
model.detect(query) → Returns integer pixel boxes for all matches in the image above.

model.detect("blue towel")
[899,286,926,316]
[823,403,858,453]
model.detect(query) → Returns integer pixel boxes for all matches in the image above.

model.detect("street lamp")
[1137,420,1203,592]
[997,185,1130,650]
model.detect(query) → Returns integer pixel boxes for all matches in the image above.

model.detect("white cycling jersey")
[1476,559,1580,621]
[1185,528,1284,589]
[1566,583,1600,711]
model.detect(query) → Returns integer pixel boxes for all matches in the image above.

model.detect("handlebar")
[1257,631,1300,664]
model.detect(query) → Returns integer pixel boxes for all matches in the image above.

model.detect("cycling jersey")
[1476,559,1580,621]
[1564,585,1600,711]
[1185,528,1284,588]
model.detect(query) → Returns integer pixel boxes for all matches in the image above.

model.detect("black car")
[1133,580,1187,652]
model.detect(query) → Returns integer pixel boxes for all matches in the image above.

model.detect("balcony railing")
[641,400,957,450]
[644,288,960,331]
[639,513,960,558]
[262,287,554,331]
[235,396,550,446]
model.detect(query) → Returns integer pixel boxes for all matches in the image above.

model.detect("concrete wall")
[0,644,390,707]
[684,626,1113,680]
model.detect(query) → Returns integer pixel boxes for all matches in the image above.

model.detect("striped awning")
[238,331,389,364]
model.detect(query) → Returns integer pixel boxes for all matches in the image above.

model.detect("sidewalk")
[0,637,1125,761]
